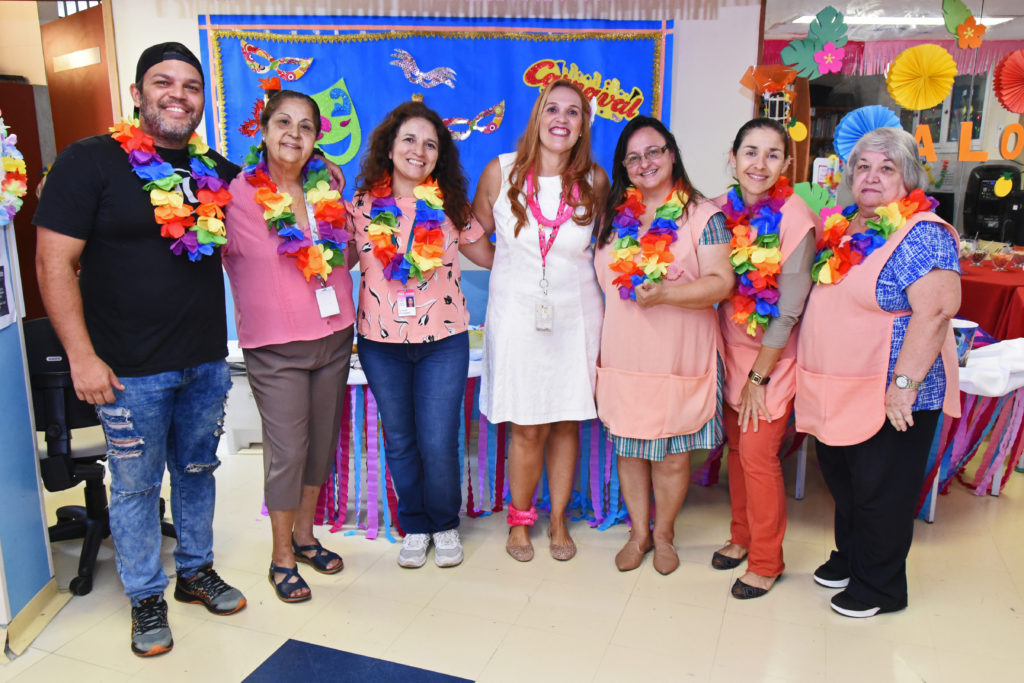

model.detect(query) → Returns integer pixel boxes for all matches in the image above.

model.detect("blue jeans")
[358,333,468,534]
[97,359,230,605]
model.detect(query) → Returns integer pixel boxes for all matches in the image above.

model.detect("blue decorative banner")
[199,15,673,196]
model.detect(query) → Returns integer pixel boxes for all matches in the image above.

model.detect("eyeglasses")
[623,145,669,169]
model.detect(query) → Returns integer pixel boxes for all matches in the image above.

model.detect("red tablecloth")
[958,261,1024,339]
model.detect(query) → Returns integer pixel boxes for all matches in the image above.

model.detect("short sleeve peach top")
[350,192,484,343]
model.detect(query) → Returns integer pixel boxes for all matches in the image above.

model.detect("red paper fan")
[994,49,1024,114]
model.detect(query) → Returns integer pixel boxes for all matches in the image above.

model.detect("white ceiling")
[765,0,1024,41]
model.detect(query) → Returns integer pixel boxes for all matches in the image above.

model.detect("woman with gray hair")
[795,125,961,618]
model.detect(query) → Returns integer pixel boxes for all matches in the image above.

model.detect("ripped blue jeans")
[97,359,230,605]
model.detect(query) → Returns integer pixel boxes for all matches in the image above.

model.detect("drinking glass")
[992,245,1014,271]
[1012,249,1024,270]
[960,237,977,261]
[969,248,988,267]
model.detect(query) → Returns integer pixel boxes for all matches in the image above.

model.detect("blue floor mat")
[244,639,473,682]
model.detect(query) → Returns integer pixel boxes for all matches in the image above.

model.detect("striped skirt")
[611,356,724,462]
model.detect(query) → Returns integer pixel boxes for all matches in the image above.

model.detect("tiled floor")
[3,445,1023,682]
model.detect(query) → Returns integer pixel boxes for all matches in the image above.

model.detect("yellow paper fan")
[886,44,958,111]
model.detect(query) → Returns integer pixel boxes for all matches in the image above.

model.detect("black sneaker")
[813,562,850,589]
[830,589,905,618]
[174,564,246,615]
[131,595,173,657]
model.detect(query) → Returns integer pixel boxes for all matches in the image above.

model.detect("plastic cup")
[952,319,979,367]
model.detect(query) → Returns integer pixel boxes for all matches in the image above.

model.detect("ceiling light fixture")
[793,15,1013,27]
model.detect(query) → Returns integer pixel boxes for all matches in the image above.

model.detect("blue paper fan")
[833,105,902,161]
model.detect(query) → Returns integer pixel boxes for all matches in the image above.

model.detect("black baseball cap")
[135,42,204,85]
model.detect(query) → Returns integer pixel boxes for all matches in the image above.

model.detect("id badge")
[397,289,416,317]
[534,297,554,331]
[315,286,341,318]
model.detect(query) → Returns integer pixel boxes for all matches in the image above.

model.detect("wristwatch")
[894,374,922,390]
[748,369,771,386]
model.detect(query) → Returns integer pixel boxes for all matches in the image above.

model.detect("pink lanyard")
[526,171,575,295]
[537,225,560,269]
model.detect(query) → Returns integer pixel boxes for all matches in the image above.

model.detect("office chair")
[25,317,175,596]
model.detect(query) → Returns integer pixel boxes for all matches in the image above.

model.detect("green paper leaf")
[866,216,898,238]
[144,173,184,191]
[793,181,836,214]
[942,0,972,37]
[655,205,682,220]
[808,6,848,48]
[371,213,398,228]
[781,38,821,79]
[244,146,261,166]
[731,258,755,273]
[304,167,331,189]
[811,250,833,280]
[194,228,226,245]
[268,212,297,232]
[760,233,781,249]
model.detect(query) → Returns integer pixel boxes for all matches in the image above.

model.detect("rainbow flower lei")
[242,148,349,282]
[366,176,447,284]
[110,119,231,261]
[722,178,791,336]
[811,188,937,285]
[608,185,687,300]
[0,110,27,228]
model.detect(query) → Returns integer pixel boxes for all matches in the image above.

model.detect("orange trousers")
[724,401,791,578]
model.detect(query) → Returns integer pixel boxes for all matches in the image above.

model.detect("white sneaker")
[397,533,431,568]
[432,529,464,568]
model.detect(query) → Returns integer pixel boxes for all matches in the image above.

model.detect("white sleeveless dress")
[480,152,604,424]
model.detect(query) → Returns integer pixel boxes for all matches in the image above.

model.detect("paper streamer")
[378,425,397,543]
[588,423,604,527]
[331,387,352,532]
[365,389,380,539]
[384,463,402,539]
[347,386,366,534]
[971,388,1024,495]
[494,422,507,511]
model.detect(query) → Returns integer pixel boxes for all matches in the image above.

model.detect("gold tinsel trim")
[207,27,667,157]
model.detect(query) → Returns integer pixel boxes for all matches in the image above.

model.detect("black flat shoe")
[712,551,747,570]
[731,576,777,600]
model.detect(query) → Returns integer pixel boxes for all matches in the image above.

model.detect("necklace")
[110,119,231,261]
[524,171,578,228]
[366,175,447,283]
[1,110,27,229]
[608,185,687,301]
[242,148,350,283]
[812,188,936,285]
[722,178,791,336]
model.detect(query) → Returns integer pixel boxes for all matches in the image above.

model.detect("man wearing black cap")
[34,42,246,657]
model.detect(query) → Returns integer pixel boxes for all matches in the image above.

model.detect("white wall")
[671,4,760,195]
[107,0,760,196]
[0,1,46,85]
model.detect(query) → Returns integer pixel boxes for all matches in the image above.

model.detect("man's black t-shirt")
[33,134,240,377]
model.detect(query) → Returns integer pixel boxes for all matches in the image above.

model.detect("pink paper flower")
[814,42,846,75]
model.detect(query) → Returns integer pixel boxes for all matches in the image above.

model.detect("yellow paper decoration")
[789,120,808,142]
[886,44,957,111]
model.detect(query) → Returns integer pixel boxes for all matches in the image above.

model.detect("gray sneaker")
[398,533,431,568]
[174,564,246,614]
[432,529,464,568]
[131,595,173,657]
